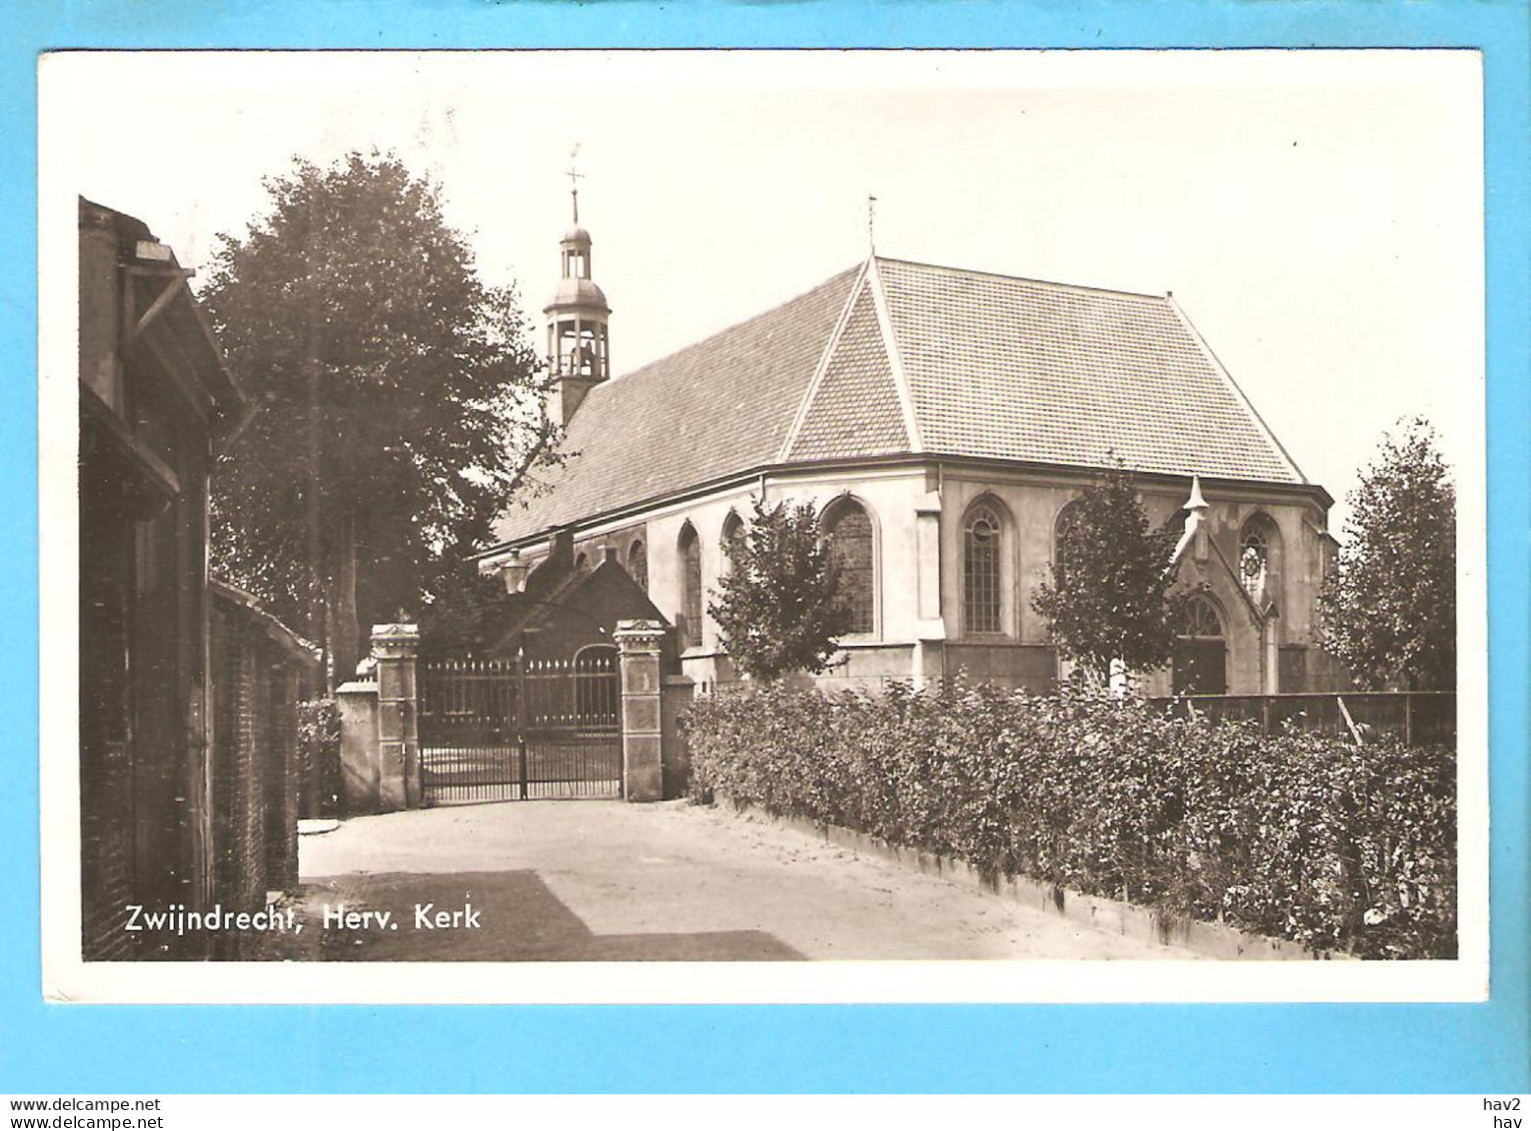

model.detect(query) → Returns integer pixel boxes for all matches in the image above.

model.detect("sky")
[41,50,1483,537]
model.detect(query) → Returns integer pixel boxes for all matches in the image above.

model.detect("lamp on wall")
[500,549,529,594]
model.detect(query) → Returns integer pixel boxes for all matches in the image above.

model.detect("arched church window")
[1240,531,1267,590]
[1238,514,1282,610]
[963,503,1004,634]
[627,538,647,591]
[572,552,590,576]
[1054,498,1084,583]
[824,499,875,635]
[721,512,745,575]
[1181,595,1223,638]
[678,524,702,649]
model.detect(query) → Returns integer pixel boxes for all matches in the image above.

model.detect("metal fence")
[1146,691,1455,746]
[418,653,622,802]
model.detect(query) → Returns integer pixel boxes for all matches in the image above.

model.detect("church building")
[477,205,1343,697]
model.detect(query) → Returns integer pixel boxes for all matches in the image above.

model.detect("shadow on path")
[256,870,803,961]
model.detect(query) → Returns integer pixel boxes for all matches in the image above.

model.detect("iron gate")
[418,650,622,803]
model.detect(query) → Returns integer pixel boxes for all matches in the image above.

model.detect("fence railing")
[416,654,623,802]
[1146,691,1455,746]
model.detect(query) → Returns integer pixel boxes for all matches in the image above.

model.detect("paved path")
[269,800,1201,961]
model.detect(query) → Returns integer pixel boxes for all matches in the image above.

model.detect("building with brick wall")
[79,199,316,959]
[469,538,678,669]
[207,580,319,956]
[477,212,1345,697]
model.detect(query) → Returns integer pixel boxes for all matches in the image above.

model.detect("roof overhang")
[209,577,323,670]
[82,197,249,447]
[477,451,1333,561]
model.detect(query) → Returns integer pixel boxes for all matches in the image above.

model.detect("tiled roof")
[875,259,1301,484]
[490,257,1305,546]
[493,266,860,544]
[787,285,909,462]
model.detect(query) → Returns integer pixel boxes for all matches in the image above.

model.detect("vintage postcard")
[38,48,1487,1004]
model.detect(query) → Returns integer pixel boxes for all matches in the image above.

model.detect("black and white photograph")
[40,49,1485,1003]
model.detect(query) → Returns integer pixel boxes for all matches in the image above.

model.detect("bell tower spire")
[566,153,584,224]
[544,148,611,425]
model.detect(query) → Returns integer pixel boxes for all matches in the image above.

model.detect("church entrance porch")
[418,653,622,803]
[1172,594,1228,695]
[1172,639,1228,696]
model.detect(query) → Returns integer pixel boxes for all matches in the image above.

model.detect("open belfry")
[545,160,612,426]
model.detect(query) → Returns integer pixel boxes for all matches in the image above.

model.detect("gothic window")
[824,499,875,635]
[1181,595,1224,638]
[963,503,1004,634]
[1238,514,1282,610]
[721,512,744,575]
[678,524,702,649]
[1054,498,1084,583]
[627,538,647,590]
[1241,530,1267,590]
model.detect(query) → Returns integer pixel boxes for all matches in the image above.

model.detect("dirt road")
[267,800,1201,962]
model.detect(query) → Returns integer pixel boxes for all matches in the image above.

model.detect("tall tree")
[708,496,852,680]
[1032,465,1181,683]
[204,152,553,686]
[1320,418,1456,690]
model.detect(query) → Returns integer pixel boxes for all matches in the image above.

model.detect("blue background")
[5,1,1526,1094]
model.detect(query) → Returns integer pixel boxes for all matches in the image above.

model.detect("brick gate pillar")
[371,622,421,811]
[614,619,665,802]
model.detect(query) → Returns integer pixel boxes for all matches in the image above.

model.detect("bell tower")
[544,158,611,425]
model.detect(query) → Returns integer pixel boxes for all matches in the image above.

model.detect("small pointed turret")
[1169,475,1211,571]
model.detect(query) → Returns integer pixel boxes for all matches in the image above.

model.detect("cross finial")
[867,193,878,254]
[566,144,584,224]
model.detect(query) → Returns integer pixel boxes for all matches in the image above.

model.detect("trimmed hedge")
[685,680,1456,959]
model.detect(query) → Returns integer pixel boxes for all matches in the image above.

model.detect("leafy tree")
[708,496,853,679]
[1320,419,1456,690]
[417,559,512,656]
[203,152,554,686]
[1032,465,1181,683]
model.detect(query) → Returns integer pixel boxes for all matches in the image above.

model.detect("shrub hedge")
[298,698,343,818]
[684,680,1456,959]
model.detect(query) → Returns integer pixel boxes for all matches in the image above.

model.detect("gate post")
[371,622,421,810]
[614,619,665,802]
[336,678,380,814]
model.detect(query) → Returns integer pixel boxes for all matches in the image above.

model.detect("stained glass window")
[826,503,874,635]
[964,505,1003,634]
[1240,529,1268,595]
[1239,514,1284,610]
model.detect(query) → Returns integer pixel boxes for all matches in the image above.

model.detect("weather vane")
[566,144,585,224]
[867,193,878,254]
